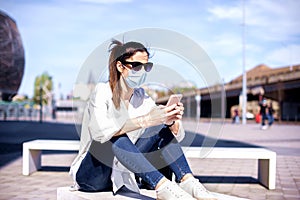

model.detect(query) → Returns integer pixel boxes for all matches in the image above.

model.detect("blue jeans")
[76,125,192,191]
[76,140,114,192]
[268,114,274,126]
[261,114,268,126]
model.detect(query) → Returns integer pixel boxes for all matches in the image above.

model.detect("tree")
[33,72,53,105]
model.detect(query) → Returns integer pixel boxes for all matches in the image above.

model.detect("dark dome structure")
[0,10,25,101]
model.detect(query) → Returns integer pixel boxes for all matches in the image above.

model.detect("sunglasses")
[122,61,153,72]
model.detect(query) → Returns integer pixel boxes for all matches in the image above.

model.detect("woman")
[70,40,217,200]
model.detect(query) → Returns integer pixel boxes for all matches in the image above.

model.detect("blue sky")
[1,0,300,98]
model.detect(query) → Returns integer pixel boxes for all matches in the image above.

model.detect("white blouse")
[69,82,185,194]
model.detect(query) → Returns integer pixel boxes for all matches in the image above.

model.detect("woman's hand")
[164,102,184,135]
[165,102,184,125]
[138,104,180,128]
[116,103,183,136]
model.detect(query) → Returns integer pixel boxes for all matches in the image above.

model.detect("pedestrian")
[69,40,217,200]
[232,108,240,124]
[260,99,268,130]
[51,97,56,120]
[267,101,274,127]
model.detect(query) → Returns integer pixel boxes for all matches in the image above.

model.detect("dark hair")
[108,39,150,109]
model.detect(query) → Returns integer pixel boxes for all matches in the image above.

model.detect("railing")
[0,101,82,123]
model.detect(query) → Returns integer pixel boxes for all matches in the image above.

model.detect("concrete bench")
[22,139,80,176]
[23,140,276,190]
[182,146,276,190]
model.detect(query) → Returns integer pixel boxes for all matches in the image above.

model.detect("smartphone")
[166,94,183,106]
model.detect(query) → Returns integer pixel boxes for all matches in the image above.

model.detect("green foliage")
[152,86,197,99]
[170,86,197,94]
[33,72,53,104]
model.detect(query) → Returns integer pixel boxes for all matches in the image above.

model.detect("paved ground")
[0,119,299,200]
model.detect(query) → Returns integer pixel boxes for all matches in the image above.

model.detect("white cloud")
[207,0,300,42]
[208,4,242,21]
[265,44,300,67]
[246,0,300,41]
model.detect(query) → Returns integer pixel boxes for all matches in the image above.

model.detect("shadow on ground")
[180,131,260,148]
[116,186,155,200]
[0,121,80,168]
[196,176,258,184]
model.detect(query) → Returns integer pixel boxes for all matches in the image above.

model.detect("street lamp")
[242,0,247,124]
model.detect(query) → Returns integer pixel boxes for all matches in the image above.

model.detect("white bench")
[22,140,276,190]
[22,139,80,176]
[181,147,276,190]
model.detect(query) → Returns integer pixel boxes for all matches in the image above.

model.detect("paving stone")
[282,188,300,196]
[0,194,17,200]
[282,196,300,200]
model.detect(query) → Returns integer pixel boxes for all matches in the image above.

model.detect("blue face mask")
[123,70,147,88]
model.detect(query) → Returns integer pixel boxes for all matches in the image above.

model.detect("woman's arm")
[113,117,142,136]
[114,104,179,136]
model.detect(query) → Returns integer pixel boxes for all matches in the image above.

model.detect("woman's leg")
[134,125,217,200]
[135,125,192,183]
[111,126,213,199]
[156,127,193,182]
[134,125,173,186]
[76,140,114,192]
[110,133,164,189]
[268,114,274,126]
[153,128,217,199]
[262,114,266,126]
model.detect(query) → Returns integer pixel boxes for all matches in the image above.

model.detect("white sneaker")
[156,180,196,200]
[261,125,268,130]
[179,177,217,200]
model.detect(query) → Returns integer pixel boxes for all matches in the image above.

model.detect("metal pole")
[242,0,247,124]
[195,92,201,122]
[39,82,43,123]
[221,79,226,120]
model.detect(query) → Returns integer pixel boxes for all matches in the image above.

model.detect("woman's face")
[121,51,149,77]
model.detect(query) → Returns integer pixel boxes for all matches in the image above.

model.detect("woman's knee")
[111,134,136,155]
[111,134,129,146]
